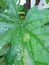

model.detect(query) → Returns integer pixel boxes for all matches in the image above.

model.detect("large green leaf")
[0,1,49,65]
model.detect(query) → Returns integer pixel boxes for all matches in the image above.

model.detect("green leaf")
[0,12,17,23]
[0,29,14,50]
[4,0,19,18]
[0,2,49,65]
[46,0,49,3]
[5,27,24,65]
[24,6,49,65]
[0,21,15,36]
[25,6,49,26]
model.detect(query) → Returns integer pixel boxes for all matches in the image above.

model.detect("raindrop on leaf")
[4,9,8,12]
[0,46,2,50]
[17,53,21,60]
[12,64,14,65]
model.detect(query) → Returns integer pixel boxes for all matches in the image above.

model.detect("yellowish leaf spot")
[24,33,30,42]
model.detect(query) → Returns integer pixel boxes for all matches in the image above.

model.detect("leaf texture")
[0,2,49,65]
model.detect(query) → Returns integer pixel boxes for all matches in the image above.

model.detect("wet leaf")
[0,1,49,65]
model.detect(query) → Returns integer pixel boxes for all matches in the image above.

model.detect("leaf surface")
[0,2,49,65]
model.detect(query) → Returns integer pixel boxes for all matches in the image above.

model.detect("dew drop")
[0,46,2,50]
[4,10,8,12]
[12,64,14,65]
[17,53,21,60]
[24,33,30,42]
[17,57,21,60]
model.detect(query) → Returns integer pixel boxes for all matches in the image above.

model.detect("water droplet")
[0,46,2,50]
[23,33,30,42]
[12,64,14,65]
[17,53,21,60]
[4,10,8,12]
